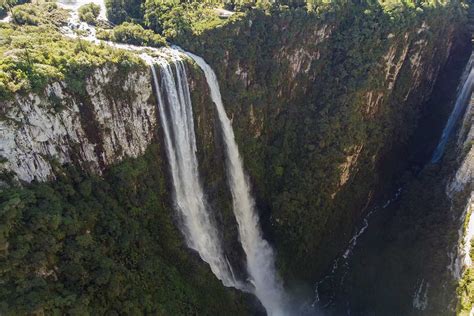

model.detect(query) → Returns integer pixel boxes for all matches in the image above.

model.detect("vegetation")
[78,3,101,25]
[105,0,143,24]
[10,2,68,26]
[97,21,166,47]
[0,0,28,19]
[142,1,236,39]
[100,0,469,43]
[0,146,253,315]
[0,0,470,313]
[456,200,474,315]
[457,240,474,315]
[0,16,143,100]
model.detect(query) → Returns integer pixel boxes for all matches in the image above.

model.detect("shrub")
[10,2,68,26]
[11,3,41,25]
[0,22,143,101]
[78,3,101,25]
[1,0,28,19]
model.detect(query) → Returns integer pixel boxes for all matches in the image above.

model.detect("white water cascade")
[145,53,242,289]
[185,51,288,315]
[432,53,474,163]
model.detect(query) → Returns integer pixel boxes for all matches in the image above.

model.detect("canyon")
[0,0,472,315]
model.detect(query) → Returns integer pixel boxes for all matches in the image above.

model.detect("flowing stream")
[0,13,11,23]
[56,0,107,41]
[313,188,402,310]
[184,51,288,316]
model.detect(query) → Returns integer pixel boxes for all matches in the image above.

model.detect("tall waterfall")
[185,51,288,315]
[146,53,240,289]
[432,53,474,163]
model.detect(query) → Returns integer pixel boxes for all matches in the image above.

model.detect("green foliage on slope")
[0,0,28,19]
[0,11,143,101]
[10,1,68,26]
[143,1,235,39]
[0,145,253,315]
[456,191,474,315]
[171,0,468,282]
[457,242,474,315]
[102,0,469,43]
[338,166,458,315]
[105,0,144,24]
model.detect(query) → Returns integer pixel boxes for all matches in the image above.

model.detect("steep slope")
[175,2,469,283]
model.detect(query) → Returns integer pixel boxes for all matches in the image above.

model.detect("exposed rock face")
[338,144,363,188]
[384,33,410,91]
[451,90,474,315]
[450,94,474,194]
[0,65,156,182]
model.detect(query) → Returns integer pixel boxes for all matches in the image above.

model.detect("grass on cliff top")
[0,4,144,101]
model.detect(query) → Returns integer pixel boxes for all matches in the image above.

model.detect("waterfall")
[184,51,288,315]
[146,53,241,289]
[431,53,474,163]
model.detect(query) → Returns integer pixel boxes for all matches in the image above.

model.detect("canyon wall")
[177,6,469,282]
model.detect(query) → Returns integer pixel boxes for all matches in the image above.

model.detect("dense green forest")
[0,146,254,314]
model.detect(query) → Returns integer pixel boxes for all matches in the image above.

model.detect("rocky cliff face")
[450,93,474,193]
[0,64,156,183]
[451,92,474,315]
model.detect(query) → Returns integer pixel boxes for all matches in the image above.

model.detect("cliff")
[0,64,155,183]
[176,4,468,282]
